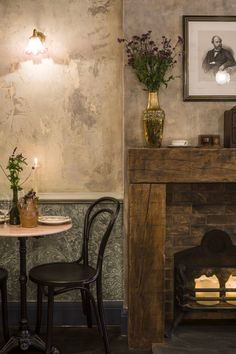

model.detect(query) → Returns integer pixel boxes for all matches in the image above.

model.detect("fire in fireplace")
[169,229,236,336]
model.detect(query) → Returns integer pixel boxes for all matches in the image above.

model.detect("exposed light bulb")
[215,70,230,85]
[25,29,47,56]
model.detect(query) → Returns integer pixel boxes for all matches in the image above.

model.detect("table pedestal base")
[0,225,71,353]
[0,329,60,353]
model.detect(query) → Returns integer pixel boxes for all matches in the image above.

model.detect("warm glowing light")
[195,275,220,305]
[33,157,39,194]
[25,29,47,56]
[34,157,38,169]
[215,70,230,85]
[225,275,236,305]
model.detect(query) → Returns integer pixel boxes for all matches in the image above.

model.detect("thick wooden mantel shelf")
[127,147,236,349]
[129,147,236,184]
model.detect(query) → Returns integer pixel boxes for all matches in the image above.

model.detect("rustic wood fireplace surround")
[127,147,236,349]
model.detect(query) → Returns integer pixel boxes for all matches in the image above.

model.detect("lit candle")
[34,157,38,169]
[33,157,38,194]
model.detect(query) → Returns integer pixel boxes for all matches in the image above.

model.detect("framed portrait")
[183,16,236,101]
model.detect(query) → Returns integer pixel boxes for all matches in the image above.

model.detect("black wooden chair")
[29,197,120,354]
[0,268,9,342]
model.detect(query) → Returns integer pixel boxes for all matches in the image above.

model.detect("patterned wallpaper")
[0,201,123,302]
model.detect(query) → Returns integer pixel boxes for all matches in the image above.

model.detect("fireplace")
[127,147,236,349]
[164,182,236,322]
[168,229,236,336]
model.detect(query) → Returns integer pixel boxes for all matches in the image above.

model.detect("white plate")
[38,215,71,225]
[168,144,192,148]
[0,215,9,223]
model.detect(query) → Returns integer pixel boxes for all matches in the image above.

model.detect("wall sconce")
[25,29,47,55]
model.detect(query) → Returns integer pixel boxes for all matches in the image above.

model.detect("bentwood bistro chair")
[29,197,120,354]
[0,267,9,342]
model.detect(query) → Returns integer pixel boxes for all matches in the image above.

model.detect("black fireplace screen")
[169,229,236,335]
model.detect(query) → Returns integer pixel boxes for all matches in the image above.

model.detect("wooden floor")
[2,324,236,353]
[1,326,152,354]
[153,324,236,354]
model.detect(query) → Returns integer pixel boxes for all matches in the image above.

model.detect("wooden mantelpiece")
[127,147,236,349]
[129,148,236,183]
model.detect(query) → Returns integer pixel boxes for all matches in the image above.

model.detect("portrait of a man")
[202,35,236,75]
[184,16,236,100]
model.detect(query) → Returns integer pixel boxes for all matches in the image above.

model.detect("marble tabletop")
[0,222,72,238]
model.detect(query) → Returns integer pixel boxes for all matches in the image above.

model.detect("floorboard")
[153,324,236,354]
[1,326,152,354]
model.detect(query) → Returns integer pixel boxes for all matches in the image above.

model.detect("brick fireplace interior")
[165,183,236,322]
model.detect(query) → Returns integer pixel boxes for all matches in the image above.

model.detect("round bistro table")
[0,222,72,354]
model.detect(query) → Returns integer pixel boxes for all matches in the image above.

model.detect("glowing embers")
[25,29,47,56]
[194,273,236,306]
[225,275,236,305]
[195,275,220,306]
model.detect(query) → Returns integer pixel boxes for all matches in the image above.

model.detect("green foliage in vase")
[118,31,183,91]
[5,147,27,191]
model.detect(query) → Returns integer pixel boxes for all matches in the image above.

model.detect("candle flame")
[34,157,38,168]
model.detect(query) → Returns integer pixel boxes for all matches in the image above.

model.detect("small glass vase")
[19,196,38,228]
[143,91,165,147]
[9,186,20,225]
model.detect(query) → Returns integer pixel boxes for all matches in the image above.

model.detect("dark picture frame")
[183,16,236,101]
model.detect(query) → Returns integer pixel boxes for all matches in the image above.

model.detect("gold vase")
[143,91,165,147]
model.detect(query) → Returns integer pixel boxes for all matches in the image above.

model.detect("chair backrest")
[80,197,120,279]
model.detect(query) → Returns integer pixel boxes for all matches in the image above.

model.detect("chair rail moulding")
[127,147,236,349]
[37,192,124,203]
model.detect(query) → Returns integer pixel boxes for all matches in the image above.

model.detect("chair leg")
[81,289,86,315]
[84,290,102,336]
[96,279,110,354]
[46,287,54,354]
[81,289,92,327]
[35,285,43,334]
[1,279,9,342]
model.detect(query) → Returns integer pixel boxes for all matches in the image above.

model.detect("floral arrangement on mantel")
[118,31,183,148]
[118,31,183,91]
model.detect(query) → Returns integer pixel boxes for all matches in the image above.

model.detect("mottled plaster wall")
[0,0,123,194]
[124,0,236,146]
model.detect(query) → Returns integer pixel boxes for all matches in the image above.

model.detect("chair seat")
[0,268,8,281]
[29,262,96,287]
